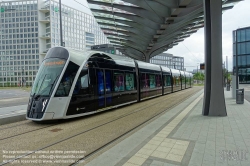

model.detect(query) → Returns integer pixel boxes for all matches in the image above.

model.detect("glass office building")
[233,26,250,83]
[150,53,184,71]
[0,0,109,86]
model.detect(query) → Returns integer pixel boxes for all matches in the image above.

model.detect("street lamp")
[235,30,239,89]
[197,63,200,73]
[22,68,24,87]
[59,0,63,47]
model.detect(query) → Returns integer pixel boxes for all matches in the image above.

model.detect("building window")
[85,32,95,46]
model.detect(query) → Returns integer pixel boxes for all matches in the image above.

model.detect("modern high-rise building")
[233,26,250,83]
[0,0,109,86]
[150,53,184,71]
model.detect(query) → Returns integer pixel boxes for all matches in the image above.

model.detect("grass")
[194,84,204,86]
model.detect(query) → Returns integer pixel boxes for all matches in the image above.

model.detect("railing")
[40,5,50,10]
[41,34,50,38]
[40,17,50,21]
[43,50,49,53]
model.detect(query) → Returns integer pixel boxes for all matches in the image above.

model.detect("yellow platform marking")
[123,93,203,165]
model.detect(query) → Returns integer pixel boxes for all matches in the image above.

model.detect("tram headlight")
[28,97,32,106]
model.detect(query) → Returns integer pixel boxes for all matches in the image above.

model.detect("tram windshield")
[31,58,66,97]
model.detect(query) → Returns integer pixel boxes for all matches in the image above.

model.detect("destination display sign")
[200,63,205,70]
[44,60,65,66]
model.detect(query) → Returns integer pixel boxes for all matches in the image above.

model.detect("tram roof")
[65,47,136,67]
[161,66,171,73]
[63,47,193,74]
[171,68,181,75]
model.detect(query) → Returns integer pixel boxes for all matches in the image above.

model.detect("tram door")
[105,70,113,107]
[96,69,113,109]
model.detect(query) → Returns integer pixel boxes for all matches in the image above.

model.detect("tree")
[193,72,205,83]
[223,69,231,84]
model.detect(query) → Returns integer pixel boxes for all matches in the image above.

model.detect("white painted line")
[0,104,27,109]
[0,97,28,102]
[0,112,26,117]
[0,109,27,117]
[14,110,27,114]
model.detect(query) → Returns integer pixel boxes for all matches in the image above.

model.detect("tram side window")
[182,76,184,84]
[72,69,89,95]
[125,73,135,91]
[81,74,88,88]
[55,62,79,97]
[164,75,167,87]
[164,75,171,87]
[176,76,179,86]
[141,73,149,89]
[97,70,104,95]
[177,76,180,86]
[114,72,124,92]
[173,76,176,86]
[156,74,161,87]
[149,74,156,88]
[186,77,189,85]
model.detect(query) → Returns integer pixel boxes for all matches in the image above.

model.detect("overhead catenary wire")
[73,0,90,9]
[181,42,202,63]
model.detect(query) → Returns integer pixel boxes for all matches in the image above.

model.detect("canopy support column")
[145,55,150,63]
[202,0,227,116]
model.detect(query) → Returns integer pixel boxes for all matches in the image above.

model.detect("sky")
[167,1,250,72]
[58,0,249,72]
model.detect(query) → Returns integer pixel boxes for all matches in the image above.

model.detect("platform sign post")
[231,75,236,99]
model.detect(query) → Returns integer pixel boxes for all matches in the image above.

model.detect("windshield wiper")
[49,75,60,95]
[35,74,47,99]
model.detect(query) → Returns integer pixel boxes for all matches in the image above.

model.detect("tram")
[26,47,193,121]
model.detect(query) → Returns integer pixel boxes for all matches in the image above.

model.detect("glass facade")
[0,0,109,86]
[150,53,184,71]
[48,0,108,50]
[0,0,39,86]
[233,26,250,83]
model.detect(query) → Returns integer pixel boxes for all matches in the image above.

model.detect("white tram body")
[27,47,193,121]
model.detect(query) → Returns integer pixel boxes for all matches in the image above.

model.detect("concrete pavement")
[0,105,27,117]
[85,89,250,166]
[0,89,29,125]
[239,84,250,102]
[0,89,30,99]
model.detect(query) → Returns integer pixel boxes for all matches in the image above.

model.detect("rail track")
[0,87,202,165]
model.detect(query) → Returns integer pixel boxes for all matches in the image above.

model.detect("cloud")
[167,1,250,72]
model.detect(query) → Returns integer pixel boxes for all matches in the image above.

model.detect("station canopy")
[87,0,239,61]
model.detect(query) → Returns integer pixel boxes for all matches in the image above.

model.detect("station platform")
[0,104,27,125]
[85,89,250,166]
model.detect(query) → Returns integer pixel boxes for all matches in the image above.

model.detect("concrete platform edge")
[0,114,26,125]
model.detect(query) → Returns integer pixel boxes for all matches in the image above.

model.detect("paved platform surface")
[0,89,29,99]
[85,89,250,166]
[0,89,29,124]
[239,84,250,102]
[0,104,27,118]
